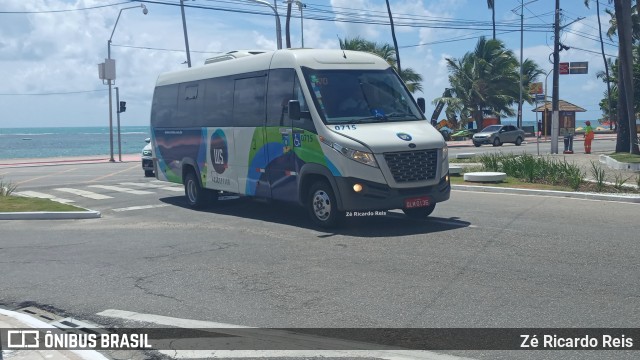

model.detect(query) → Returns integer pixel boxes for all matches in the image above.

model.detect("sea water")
[0,126,150,159]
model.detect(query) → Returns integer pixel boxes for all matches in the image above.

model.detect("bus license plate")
[404,196,430,209]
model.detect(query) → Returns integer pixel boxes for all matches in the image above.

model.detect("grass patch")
[450,175,573,191]
[451,153,639,194]
[448,157,479,164]
[609,152,640,163]
[0,196,83,212]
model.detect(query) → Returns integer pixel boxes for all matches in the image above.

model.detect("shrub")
[0,177,17,196]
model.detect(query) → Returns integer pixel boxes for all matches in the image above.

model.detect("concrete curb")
[452,184,640,203]
[599,154,640,171]
[0,210,101,220]
[0,308,109,360]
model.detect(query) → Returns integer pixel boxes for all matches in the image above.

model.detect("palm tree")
[613,0,639,154]
[487,0,496,40]
[436,37,542,130]
[339,37,423,93]
[584,0,616,130]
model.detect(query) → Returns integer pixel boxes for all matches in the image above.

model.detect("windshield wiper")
[384,112,419,120]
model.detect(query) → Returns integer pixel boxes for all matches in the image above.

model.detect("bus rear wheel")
[307,180,344,228]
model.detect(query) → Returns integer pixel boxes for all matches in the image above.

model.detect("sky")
[0,0,618,129]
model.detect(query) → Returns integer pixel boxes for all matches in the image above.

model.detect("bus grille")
[383,149,438,183]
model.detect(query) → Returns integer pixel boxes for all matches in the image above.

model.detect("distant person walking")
[584,120,594,154]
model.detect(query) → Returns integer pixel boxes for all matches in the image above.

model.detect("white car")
[142,138,154,177]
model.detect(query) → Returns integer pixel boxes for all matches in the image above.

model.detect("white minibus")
[150,49,450,227]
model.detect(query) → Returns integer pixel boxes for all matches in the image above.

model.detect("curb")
[0,308,109,360]
[452,184,640,204]
[0,210,101,220]
[599,154,640,171]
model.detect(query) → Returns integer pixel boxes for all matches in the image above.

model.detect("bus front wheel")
[402,204,436,219]
[184,171,217,208]
[307,181,344,228]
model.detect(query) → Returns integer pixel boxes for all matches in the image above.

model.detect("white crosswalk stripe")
[55,187,113,200]
[88,185,154,195]
[119,182,183,192]
[15,191,75,204]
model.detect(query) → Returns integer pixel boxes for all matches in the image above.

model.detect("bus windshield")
[301,67,424,124]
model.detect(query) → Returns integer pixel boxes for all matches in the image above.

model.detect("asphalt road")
[1,146,638,360]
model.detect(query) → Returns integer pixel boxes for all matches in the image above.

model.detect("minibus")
[150,49,450,227]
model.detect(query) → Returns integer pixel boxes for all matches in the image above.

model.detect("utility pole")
[512,0,537,129]
[385,0,400,74]
[551,0,561,154]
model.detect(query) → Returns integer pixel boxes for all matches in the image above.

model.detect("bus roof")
[155,48,391,87]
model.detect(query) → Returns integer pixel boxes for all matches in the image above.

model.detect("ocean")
[0,121,603,160]
[0,126,150,160]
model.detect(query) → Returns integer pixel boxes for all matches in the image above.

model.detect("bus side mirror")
[288,100,301,121]
[417,98,426,114]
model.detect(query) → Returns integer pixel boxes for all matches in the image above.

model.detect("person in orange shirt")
[584,120,594,154]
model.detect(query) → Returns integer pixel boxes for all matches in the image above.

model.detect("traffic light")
[119,101,126,113]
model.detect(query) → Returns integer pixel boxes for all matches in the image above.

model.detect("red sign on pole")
[559,62,569,75]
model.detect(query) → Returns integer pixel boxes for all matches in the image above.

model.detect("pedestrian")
[584,120,594,154]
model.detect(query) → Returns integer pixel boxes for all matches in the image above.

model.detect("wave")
[0,133,55,136]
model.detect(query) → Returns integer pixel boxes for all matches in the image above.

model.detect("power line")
[570,45,617,58]
[111,43,222,54]
[0,89,107,96]
[0,2,130,14]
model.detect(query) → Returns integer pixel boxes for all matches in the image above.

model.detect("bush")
[478,153,584,189]
[0,177,17,196]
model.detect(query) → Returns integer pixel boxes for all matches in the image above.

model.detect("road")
[1,147,638,360]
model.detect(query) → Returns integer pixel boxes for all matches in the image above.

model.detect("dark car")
[472,125,525,147]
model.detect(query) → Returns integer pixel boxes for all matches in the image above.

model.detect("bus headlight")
[332,143,378,168]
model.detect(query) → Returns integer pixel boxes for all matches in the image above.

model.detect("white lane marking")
[55,188,113,200]
[15,191,75,203]
[88,185,154,195]
[452,188,640,205]
[112,204,170,212]
[97,309,473,360]
[119,182,183,192]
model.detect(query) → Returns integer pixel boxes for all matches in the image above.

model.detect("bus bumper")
[334,175,451,212]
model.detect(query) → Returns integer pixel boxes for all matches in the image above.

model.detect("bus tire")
[184,171,208,209]
[307,180,344,228]
[402,204,436,219]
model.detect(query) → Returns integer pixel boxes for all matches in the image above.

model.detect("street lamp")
[180,0,192,67]
[106,4,148,162]
[284,0,305,48]
[251,0,282,49]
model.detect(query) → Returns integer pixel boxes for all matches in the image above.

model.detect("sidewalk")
[446,133,618,148]
[0,308,108,360]
[0,154,139,168]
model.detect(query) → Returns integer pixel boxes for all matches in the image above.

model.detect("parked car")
[142,138,154,177]
[472,125,525,147]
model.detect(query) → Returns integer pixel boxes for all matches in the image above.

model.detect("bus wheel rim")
[312,190,331,221]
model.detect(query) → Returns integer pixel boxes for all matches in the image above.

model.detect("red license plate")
[404,196,431,209]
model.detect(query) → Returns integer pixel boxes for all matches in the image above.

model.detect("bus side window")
[233,75,266,127]
[266,69,295,127]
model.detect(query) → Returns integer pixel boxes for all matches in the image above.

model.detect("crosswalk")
[15,181,183,205]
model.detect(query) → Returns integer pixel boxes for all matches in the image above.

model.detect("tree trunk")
[615,0,639,153]
[492,7,496,40]
[285,1,292,48]
[475,108,484,131]
[596,0,615,130]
